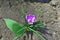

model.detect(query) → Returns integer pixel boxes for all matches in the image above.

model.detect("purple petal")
[25,13,36,24]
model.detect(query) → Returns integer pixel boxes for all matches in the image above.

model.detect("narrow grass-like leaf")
[28,27,46,40]
[3,18,25,36]
[33,20,45,28]
[13,29,25,40]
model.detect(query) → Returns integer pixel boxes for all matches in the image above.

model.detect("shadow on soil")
[24,0,51,3]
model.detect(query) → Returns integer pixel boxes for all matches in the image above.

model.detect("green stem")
[28,27,46,40]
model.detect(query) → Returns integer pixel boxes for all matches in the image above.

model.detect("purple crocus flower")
[26,13,36,25]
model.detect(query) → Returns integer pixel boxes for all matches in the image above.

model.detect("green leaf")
[33,20,45,28]
[13,30,25,40]
[24,22,30,27]
[3,18,26,36]
[28,27,46,40]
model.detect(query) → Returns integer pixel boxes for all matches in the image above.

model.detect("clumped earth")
[0,0,60,40]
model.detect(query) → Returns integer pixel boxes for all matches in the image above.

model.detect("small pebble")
[53,32,56,35]
[50,0,58,7]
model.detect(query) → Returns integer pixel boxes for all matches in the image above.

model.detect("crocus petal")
[25,13,36,24]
